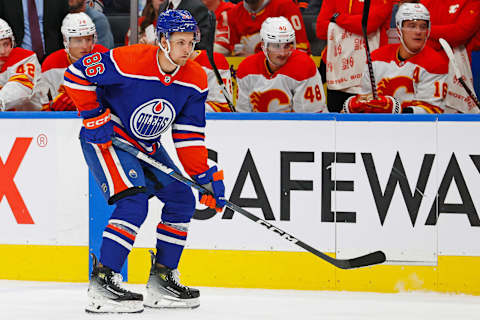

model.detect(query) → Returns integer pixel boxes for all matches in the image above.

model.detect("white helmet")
[395,3,430,54]
[260,17,296,67]
[61,13,97,49]
[395,3,430,30]
[0,18,15,47]
[260,17,296,46]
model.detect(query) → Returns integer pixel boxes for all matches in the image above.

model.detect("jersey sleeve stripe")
[173,80,208,93]
[410,101,444,114]
[172,123,205,133]
[63,81,97,91]
[8,75,34,89]
[172,133,205,140]
[174,140,205,148]
[67,65,87,79]
[64,71,93,86]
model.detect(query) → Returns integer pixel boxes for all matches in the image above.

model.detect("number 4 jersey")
[236,50,327,112]
[359,43,449,113]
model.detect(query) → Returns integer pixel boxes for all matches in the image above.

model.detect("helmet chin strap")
[159,37,179,70]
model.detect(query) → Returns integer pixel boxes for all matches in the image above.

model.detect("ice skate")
[85,254,144,313]
[144,250,200,309]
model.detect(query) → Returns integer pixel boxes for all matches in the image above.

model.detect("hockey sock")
[155,221,189,269]
[100,193,148,272]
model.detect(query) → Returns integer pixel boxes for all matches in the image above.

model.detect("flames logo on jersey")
[250,89,290,112]
[130,98,176,140]
[377,76,415,97]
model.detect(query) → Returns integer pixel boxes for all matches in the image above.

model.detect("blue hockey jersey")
[63,44,210,176]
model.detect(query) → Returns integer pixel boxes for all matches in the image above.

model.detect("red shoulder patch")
[236,52,264,79]
[277,50,317,81]
[41,49,69,72]
[371,44,399,63]
[4,47,36,68]
[410,45,449,75]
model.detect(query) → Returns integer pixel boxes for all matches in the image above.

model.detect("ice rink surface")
[1,280,479,320]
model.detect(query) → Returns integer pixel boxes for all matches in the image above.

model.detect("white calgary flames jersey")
[236,50,327,112]
[360,43,449,113]
[192,50,233,112]
[38,44,108,104]
[0,47,41,110]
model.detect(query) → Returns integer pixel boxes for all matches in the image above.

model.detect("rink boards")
[1,112,480,295]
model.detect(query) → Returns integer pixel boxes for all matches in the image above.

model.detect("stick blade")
[336,250,386,269]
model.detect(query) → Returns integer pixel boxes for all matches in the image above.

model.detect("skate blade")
[85,297,144,313]
[144,294,200,309]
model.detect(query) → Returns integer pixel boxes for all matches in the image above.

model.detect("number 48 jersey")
[236,50,327,113]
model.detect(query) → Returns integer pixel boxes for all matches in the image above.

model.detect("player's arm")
[235,74,253,112]
[0,54,40,111]
[214,10,232,55]
[226,9,239,55]
[292,69,327,113]
[174,90,226,212]
[315,0,336,39]
[328,0,392,36]
[63,51,120,148]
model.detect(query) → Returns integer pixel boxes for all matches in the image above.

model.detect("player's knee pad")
[159,180,196,222]
[110,192,149,227]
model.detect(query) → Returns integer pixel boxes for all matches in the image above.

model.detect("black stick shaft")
[205,11,236,112]
[361,0,378,99]
[111,137,386,269]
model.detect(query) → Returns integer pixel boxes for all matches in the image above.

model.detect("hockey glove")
[343,94,401,113]
[50,92,76,111]
[193,166,226,213]
[330,12,340,23]
[81,108,114,150]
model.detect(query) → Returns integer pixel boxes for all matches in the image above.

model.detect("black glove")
[330,12,340,23]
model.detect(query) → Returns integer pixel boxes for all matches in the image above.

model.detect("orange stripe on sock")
[107,224,136,241]
[157,223,187,237]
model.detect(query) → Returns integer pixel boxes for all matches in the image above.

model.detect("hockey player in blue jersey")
[64,10,226,313]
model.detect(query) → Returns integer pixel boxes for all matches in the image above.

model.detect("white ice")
[0,280,479,320]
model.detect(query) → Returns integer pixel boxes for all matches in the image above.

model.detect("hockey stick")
[205,11,236,112]
[111,137,386,269]
[439,38,480,109]
[361,0,378,99]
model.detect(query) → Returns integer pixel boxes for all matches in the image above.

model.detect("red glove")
[50,92,76,111]
[343,94,400,113]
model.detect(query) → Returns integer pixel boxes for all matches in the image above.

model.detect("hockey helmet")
[0,18,15,47]
[61,12,97,48]
[156,10,200,42]
[260,17,296,46]
[395,3,430,30]
[395,3,430,54]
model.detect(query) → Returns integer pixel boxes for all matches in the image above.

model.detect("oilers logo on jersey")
[130,98,176,139]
